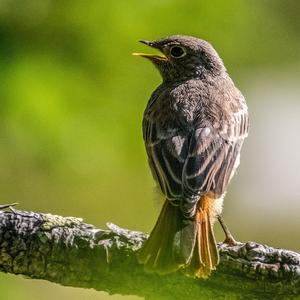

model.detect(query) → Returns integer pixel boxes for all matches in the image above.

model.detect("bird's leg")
[0,203,18,213]
[217,215,238,246]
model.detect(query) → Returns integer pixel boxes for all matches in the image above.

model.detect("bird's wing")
[181,108,249,216]
[143,115,189,204]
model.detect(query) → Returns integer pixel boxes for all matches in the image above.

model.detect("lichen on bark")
[0,209,299,299]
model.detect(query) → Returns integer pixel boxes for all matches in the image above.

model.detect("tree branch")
[0,208,299,299]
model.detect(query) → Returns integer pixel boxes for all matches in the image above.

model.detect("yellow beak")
[133,40,167,61]
[132,52,167,61]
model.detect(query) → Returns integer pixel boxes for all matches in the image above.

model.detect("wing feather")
[143,104,249,216]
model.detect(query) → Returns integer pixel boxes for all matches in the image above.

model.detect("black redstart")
[134,35,249,278]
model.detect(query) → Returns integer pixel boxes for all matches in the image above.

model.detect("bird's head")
[133,35,226,83]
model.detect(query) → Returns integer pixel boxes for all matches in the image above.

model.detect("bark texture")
[0,208,299,299]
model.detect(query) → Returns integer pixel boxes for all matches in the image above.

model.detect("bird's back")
[143,75,248,203]
[137,35,249,278]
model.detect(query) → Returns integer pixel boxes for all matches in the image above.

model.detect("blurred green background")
[1,0,300,299]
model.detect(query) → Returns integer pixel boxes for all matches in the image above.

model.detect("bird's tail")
[138,196,219,278]
[138,200,197,274]
[184,195,220,278]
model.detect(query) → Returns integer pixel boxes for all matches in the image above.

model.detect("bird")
[133,35,249,278]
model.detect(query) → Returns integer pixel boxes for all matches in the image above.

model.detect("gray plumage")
[142,35,249,216]
[137,35,249,277]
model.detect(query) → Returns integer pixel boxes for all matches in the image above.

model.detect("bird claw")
[0,203,18,213]
[222,235,238,246]
[218,214,239,246]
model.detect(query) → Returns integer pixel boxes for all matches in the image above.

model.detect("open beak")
[132,40,167,61]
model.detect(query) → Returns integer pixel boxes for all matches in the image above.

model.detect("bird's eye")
[169,46,186,58]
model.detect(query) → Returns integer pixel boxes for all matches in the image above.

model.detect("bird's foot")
[222,234,238,246]
[218,214,239,246]
[0,203,18,213]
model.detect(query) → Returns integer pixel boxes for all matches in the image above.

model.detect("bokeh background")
[1,0,300,299]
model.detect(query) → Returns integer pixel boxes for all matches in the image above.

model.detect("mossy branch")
[0,208,299,299]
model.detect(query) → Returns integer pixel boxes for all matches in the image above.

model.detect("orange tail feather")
[184,196,219,278]
[138,196,219,278]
